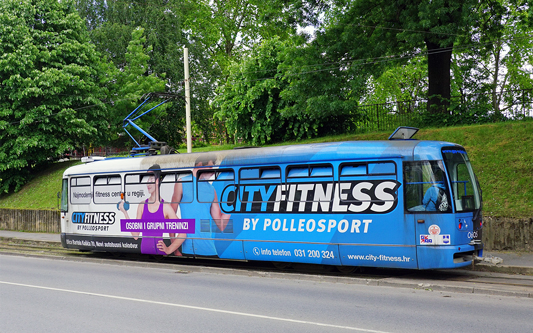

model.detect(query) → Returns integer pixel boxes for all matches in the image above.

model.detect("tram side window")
[160,171,193,204]
[286,164,334,212]
[339,162,398,211]
[197,169,235,233]
[239,167,281,206]
[125,173,157,204]
[197,169,235,204]
[404,161,452,213]
[368,162,396,175]
[93,175,122,204]
[287,164,333,179]
[340,162,396,178]
[70,176,92,205]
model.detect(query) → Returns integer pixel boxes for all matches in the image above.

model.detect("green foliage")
[0,0,106,193]
[215,37,356,145]
[450,0,532,111]
[75,1,328,144]
[76,0,214,145]
[278,39,364,137]
[179,0,327,142]
[363,57,428,105]
[101,27,169,145]
[215,38,291,145]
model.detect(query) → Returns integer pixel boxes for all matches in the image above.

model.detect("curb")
[473,263,533,276]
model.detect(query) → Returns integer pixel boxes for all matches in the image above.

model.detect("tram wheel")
[151,255,164,262]
[336,266,360,274]
[111,252,124,258]
[272,262,292,270]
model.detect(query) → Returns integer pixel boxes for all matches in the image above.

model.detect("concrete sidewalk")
[0,230,61,243]
[1,230,532,275]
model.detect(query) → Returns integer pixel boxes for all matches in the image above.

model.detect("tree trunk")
[491,39,502,115]
[426,40,452,114]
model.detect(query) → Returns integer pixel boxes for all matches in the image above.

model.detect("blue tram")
[60,128,483,270]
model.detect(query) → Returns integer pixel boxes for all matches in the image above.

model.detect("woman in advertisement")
[119,164,186,255]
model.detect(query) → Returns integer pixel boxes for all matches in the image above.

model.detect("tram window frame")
[93,175,122,204]
[286,164,333,179]
[403,161,452,213]
[160,171,193,204]
[338,161,398,205]
[238,166,282,204]
[124,173,158,204]
[240,166,282,180]
[285,164,334,209]
[197,168,235,204]
[339,161,397,177]
[70,176,92,205]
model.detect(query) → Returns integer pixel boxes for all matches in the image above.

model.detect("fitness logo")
[220,180,400,214]
[72,212,116,225]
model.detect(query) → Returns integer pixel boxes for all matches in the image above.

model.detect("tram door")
[404,161,454,269]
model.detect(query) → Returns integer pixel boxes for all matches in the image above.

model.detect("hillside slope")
[1,121,531,218]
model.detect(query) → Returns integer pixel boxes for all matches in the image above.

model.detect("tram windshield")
[441,148,482,212]
[60,179,68,212]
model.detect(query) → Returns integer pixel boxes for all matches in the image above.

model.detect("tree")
[451,0,533,118]
[101,27,170,147]
[215,37,356,144]
[0,0,106,193]
[276,33,365,136]
[311,0,502,114]
[186,0,325,70]
[215,38,292,144]
[75,0,214,143]
[362,56,428,106]
[75,1,327,143]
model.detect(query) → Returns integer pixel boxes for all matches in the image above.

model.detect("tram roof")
[63,140,463,176]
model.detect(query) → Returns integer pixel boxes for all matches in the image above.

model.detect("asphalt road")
[1,254,532,333]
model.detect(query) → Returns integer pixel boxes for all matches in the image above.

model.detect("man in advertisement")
[171,155,231,257]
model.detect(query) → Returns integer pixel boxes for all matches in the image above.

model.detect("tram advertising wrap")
[61,138,483,270]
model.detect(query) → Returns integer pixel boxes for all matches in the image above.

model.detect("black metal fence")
[354,89,533,133]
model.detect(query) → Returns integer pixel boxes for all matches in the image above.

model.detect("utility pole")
[184,47,192,153]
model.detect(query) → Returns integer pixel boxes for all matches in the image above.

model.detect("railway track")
[1,237,532,296]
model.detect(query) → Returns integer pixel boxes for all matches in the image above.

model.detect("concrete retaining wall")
[0,209,531,251]
[0,209,60,233]
[483,216,532,252]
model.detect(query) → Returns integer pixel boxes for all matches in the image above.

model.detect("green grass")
[415,122,533,219]
[1,121,532,218]
[0,160,80,210]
